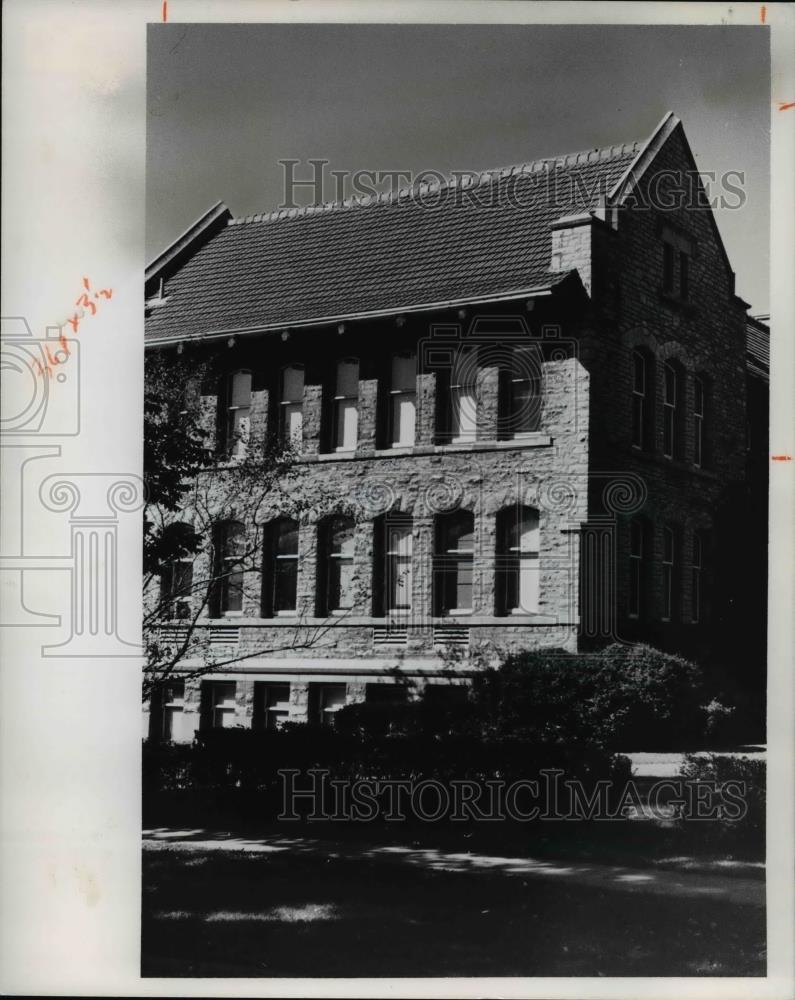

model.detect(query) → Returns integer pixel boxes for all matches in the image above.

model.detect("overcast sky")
[147,23,770,313]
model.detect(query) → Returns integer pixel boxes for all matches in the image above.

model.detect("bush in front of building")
[677,753,765,858]
[464,643,707,753]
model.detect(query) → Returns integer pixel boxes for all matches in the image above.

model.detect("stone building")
[143,112,763,740]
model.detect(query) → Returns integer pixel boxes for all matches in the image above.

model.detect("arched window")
[264,517,299,616]
[318,515,356,614]
[279,364,305,447]
[159,522,197,620]
[663,361,683,459]
[499,348,542,438]
[631,349,654,451]
[496,506,540,614]
[214,520,245,615]
[434,510,474,615]
[389,353,417,447]
[224,370,252,458]
[333,358,359,451]
[373,514,413,615]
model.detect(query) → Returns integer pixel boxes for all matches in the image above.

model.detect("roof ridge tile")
[226,135,644,228]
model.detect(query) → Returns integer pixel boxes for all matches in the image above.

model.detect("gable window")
[661,227,692,302]
[265,517,299,616]
[691,532,704,624]
[319,515,356,614]
[280,364,305,447]
[631,349,655,451]
[214,520,245,615]
[224,370,252,458]
[629,518,647,620]
[333,358,359,451]
[389,353,417,447]
[500,348,541,438]
[663,361,683,460]
[693,375,705,468]
[254,682,291,731]
[662,525,678,622]
[496,506,540,615]
[434,510,474,616]
[310,683,348,727]
[662,242,675,294]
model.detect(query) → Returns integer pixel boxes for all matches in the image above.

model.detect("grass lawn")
[142,828,765,978]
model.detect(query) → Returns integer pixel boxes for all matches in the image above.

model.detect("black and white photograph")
[142,16,770,980]
[1,2,793,997]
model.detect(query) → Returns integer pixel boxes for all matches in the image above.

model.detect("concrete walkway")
[143,827,765,908]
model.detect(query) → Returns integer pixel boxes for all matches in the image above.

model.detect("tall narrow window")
[691,532,703,624]
[679,251,689,301]
[254,683,291,731]
[631,350,647,450]
[280,364,304,447]
[693,375,705,468]
[450,350,477,443]
[225,370,252,458]
[500,348,542,438]
[629,518,646,620]
[389,353,416,446]
[215,520,245,615]
[385,519,413,613]
[434,510,474,616]
[161,558,193,620]
[333,358,359,451]
[662,525,677,622]
[320,515,356,614]
[663,361,681,459]
[265,517,299,616]
[159,679,186,742]
[497,506,540,614]
[159,523,196,620]
[662,242,675,293]
[205,681,237,729]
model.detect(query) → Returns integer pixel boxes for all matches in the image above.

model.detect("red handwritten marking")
[771,455,792,461]
[35,277,113,380]
[760,5,766,23]
[162,0,167,22]
[778,101,795,112]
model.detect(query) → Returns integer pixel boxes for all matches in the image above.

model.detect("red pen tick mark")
[778,101,795,112]
[162,0,167,21]
[760,5,766,23]
[771,455,792,462]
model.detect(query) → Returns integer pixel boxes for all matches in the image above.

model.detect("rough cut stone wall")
[144,352,590,738]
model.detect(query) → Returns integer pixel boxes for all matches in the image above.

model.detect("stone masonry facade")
[144,114,759,740]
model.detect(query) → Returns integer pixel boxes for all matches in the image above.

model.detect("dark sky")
[147,23,770,312]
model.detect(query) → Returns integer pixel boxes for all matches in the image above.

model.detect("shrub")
[677,754,765,858]
[593,643,706,750]
[466,644,707,752]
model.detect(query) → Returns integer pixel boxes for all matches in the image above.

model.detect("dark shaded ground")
[142,828,765,978]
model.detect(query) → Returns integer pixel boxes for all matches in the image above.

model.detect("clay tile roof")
[145,138,643,345]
